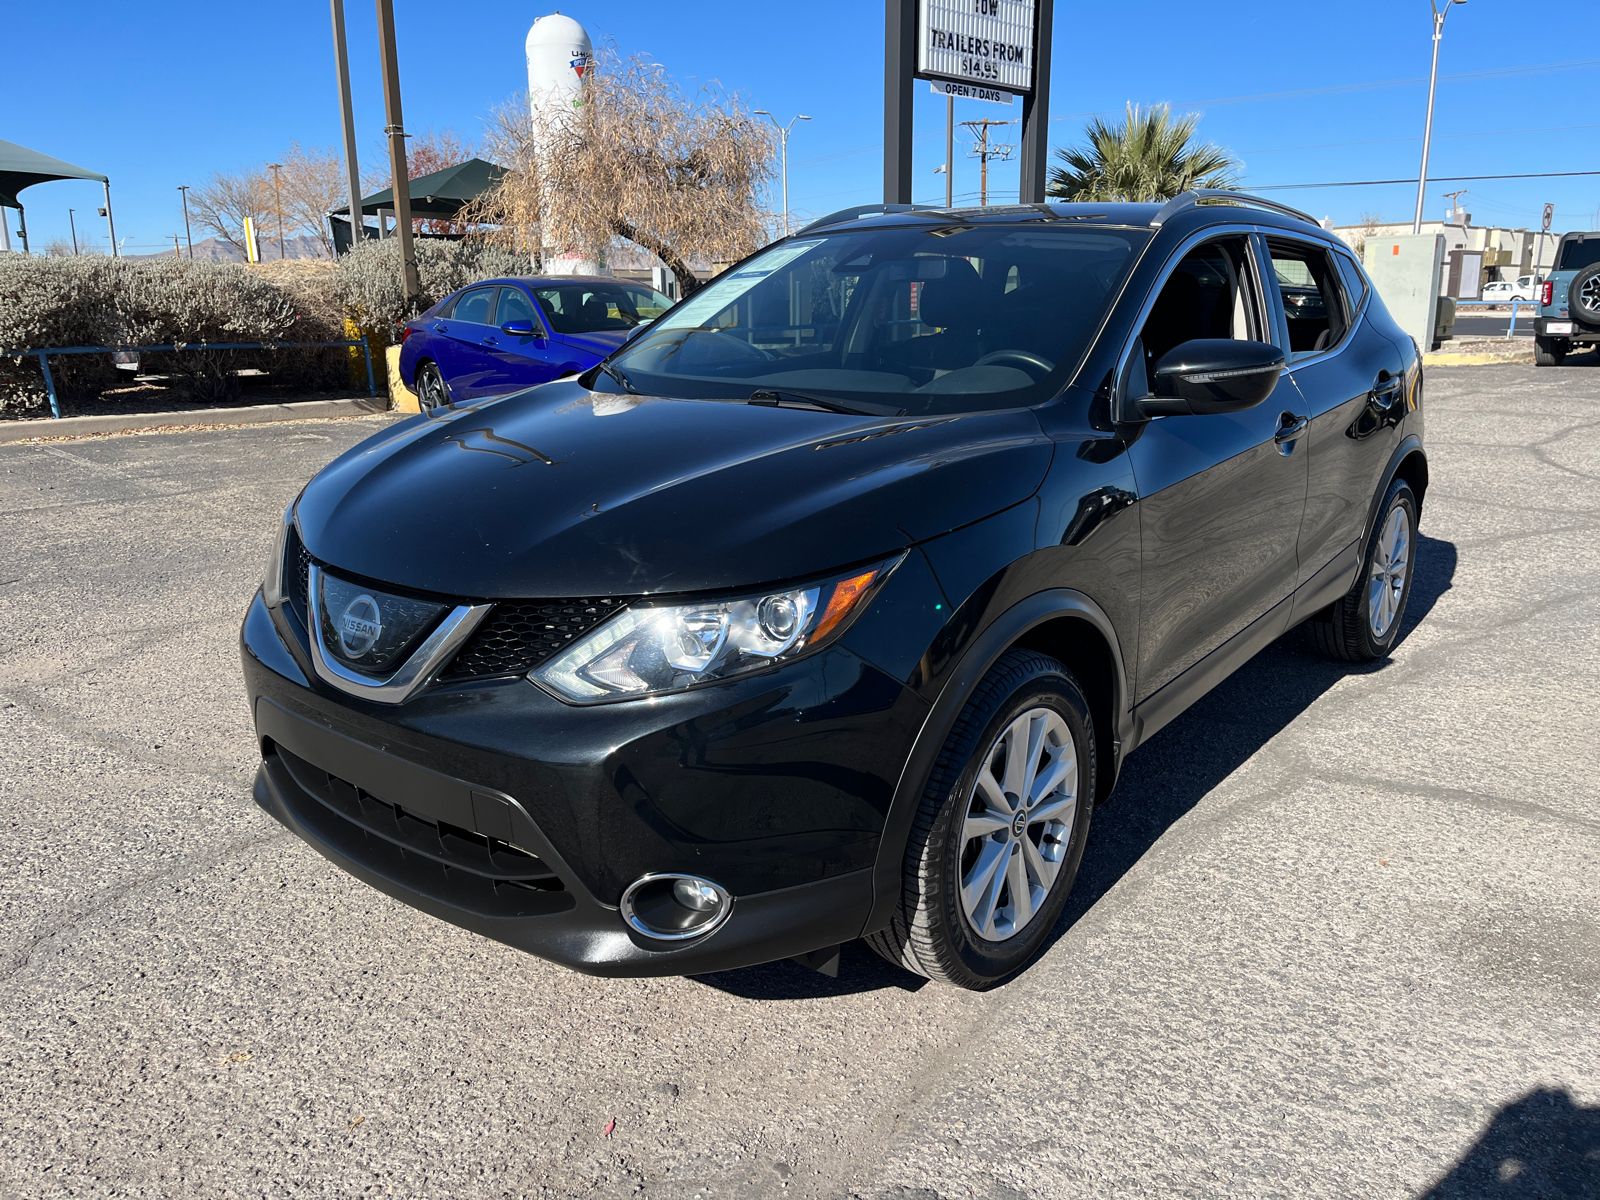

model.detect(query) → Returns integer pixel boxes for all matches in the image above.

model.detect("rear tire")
[415,361,450,413]
[865,650,1095,990]
[1305,478,1417,663]
[1534,337,1566,367]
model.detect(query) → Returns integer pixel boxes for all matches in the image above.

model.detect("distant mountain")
[128,234,328,263]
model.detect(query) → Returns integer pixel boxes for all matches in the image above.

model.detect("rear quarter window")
[1556,238,1600,271]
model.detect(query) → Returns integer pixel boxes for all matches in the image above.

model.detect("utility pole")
[962,119,1016,207]
[1442,188,1468,224]
[753,111,811,237]
[331,0,366,254]
[68,208,78,254]
[267,162,286,260]
[172,234,182,259]
[375,0,420,307]
[944,94,954,207]
[177,185,194,258]
[1413,0,1466,235]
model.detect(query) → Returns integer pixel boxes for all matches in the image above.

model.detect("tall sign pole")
[1018,0,1052,203]
[331,0,366,253]
[375,0,420,307]
[893,1,1046,207]
[884,0,916,204]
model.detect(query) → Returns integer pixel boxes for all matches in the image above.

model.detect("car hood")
[554,330,628,358]
[295,381,1053,598]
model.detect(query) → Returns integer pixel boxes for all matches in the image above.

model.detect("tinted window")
[606,222,1148,416]
[496,287,540,329]
[1138,237,1260,374]
[454,287,496,325]
[533,282,673,334]
[1334,252,1367,312]
[1556,238,1600,271]
[1268,241,1347,356]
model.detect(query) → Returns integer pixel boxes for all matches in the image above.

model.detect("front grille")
[442,597,633,680]
[287,530,313,628]
[272,744,572,917]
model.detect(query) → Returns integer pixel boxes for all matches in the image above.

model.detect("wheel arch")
[861,588,1132,937]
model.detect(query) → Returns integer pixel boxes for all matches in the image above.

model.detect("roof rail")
[794,203,946,236]
[1150,189,1320,229]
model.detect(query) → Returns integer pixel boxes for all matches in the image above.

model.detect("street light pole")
[267,162,286,260]
[1412,0,1466,235]
[375,0,421,309]
[754,111,810,237]
[177,185,194,259]
[331,0,366,255]
[68,208,78,255]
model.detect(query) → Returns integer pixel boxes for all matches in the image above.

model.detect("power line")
[1250,170,1600,191]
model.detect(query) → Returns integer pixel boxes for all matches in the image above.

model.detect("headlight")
[261,500,295,607]
[532,556,903,704]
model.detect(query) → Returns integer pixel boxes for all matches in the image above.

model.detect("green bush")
[333,239,527,339]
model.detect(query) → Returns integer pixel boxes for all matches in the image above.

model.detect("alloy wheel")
[1368,505,1411,639]
[418,366,449,413]
[1580,274,1600,313]
[958,707,1079,943]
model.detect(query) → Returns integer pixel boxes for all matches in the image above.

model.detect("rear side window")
[1267,241,1348,357]
[1556,238,1600,271]
[454,287,496,326]
[1334,252,1368,313]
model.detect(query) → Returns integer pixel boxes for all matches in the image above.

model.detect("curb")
[0,396,392,444]
[1423,350,1535,366]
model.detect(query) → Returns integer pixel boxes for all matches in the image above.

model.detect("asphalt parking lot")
[2,360,1597,1199]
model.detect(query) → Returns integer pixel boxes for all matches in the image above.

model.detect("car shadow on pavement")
[698,534,1456,1000]
[1415,1087,1600,1198]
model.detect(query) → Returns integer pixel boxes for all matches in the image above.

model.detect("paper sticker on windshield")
[662,239,826,330]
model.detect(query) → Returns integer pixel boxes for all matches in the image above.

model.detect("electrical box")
[1366,234,1446,352]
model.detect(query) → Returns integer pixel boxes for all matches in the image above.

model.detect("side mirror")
[501,318,538,336]
[1140,339,1284,416]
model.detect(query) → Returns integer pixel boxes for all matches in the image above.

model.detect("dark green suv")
[1535,231,1600,365]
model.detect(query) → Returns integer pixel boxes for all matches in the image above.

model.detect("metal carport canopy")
[0,138,107,209]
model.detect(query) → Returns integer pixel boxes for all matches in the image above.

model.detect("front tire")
[415,361,451,413]
[1306,478,1417,662]
[1534,337,1567,367]
[865,650,1095,990]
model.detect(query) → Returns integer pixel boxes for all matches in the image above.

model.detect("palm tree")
[1047,104,1240,203]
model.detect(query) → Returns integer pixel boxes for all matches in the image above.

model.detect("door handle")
[432,323,446,333]
[1274,413,1309,444]
[1371,376,1402,408]
[482,335,498,345]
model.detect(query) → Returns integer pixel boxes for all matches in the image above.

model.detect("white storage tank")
[526,13,593,116]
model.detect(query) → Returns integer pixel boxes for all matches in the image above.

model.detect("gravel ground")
[1,367,1596,1200]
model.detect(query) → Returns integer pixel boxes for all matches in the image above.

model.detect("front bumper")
[241,591,927,975]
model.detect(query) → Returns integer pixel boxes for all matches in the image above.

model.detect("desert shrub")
[0,255,123,414]
[333,239,526,341]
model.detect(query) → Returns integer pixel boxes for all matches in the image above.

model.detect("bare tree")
[1351,210,1385,260]
[408,127,476,177]
[470,48,775,296]
[189,168,274,254]
[278,143,347,257]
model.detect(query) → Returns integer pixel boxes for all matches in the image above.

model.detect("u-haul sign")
[917,0,1037,95]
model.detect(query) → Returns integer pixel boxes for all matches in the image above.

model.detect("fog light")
[620,873,733,941]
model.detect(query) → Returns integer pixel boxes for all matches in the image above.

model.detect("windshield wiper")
[596,360,640,395]
[748,389,904,417]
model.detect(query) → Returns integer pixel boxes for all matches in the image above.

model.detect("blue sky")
[4,1,1598,254]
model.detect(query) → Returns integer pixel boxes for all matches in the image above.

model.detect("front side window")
[496,287,540,330]
[453,286,496,326]
[602,221,1150,416]
[533,282,673,334]
[1268,241,1347,357]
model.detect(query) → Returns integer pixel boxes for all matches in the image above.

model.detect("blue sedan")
[398,276,674,412]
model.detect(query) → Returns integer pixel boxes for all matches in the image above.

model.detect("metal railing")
[1,338,376,419]
[1453,299,1535,337]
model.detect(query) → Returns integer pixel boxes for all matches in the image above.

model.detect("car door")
[482,286,567,393]
[431,285,501,399]
[1265,237,1408,615]
[1123,232,1310,707]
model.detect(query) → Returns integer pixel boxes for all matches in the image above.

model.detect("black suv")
[242,192,1426,990]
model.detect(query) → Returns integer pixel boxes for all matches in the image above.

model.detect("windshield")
[1557,238,1600,272]
[533,282,673,333]
[601,221,1149,415]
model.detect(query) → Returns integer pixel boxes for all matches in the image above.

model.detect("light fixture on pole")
[267,162,286,260]
[177,184,194,259]
[1412,0,1467,235]
[753,111,810,238]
